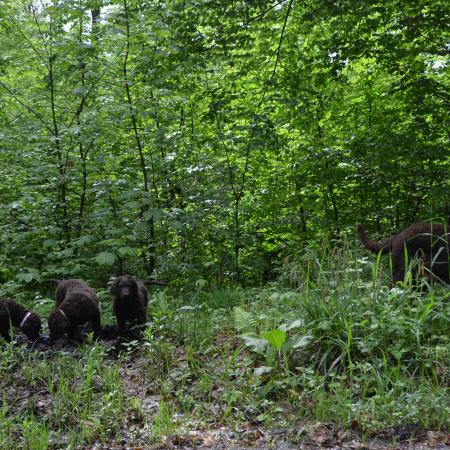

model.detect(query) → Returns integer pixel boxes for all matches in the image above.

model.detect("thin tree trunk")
[123,0,155,275]
[49,46,69,242]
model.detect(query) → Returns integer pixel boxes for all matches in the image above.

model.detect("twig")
[0,80,53,133]
[258,0,294,108]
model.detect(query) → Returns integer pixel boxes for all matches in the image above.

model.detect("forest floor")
[2,333,448,450]
[1,253,449,449]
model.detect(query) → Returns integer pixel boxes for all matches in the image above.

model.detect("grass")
[0,242,449,447]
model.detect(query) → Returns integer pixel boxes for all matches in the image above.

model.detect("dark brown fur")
[110,275,148,335]
[54,279,97,306]
[48,279,100,343]
[0,299,41,342]
[357,223,449,285]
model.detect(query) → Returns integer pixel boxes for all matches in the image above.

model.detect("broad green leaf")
[261,329,286,351]
[73,236,93,247]
[117,246,135,257]
[242,333,267,355]
[280,319,304,332]
[16,268,41,283]
[290,334,313,349]
[95,252,116,266]
[43,239,58,248]
[143,209,163,221]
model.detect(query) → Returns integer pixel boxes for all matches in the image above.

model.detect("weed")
[152,400,176,442]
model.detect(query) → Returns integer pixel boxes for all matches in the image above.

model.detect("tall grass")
[234,239,449,431]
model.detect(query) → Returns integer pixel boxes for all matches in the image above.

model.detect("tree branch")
[258,0,294,108]
[0,80,53,133]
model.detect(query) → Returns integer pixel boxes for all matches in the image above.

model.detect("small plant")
[128,397,144,424]
[22,417,49,450]
[241,319,312,397]
[0,400,14,449]
[143,334,176,379]
[152,400,176,442]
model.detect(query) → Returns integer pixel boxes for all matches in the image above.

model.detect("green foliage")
[0,0,448,445]
[233,306,255,334]
[0,342,124,449]
[261,329,286,352]
[0,0,447,285]
[152,400,176,442]
[95,252,117,266]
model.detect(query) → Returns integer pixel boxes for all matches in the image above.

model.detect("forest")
[0,0,449,448]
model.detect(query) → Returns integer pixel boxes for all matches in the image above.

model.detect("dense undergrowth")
[0,245,449,448]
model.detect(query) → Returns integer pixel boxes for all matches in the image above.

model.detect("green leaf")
[95,252,116,266]
[143,208,163,221]
[195,278,207,290]
[261,329,286,351]
[43,239,58,248]
[73,236,93,247]
[279,292,301,302]
[242,333,267,355]
[117,246,135,257]
[280,319,304,332]
[290,334,312,349]
[16,268,41,283]
[233,307,255,333]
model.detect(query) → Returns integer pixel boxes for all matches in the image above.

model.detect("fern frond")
[233,306,255,333]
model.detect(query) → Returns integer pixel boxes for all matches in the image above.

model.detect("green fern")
[232,306,256,333]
